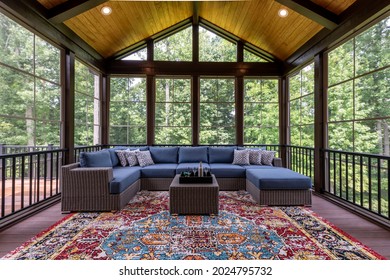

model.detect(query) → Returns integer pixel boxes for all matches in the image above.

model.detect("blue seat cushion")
[149,146,178,163]
[176,163,211,174]
[178,146,208,163]
[209,163,246,178]
[80,150,113,167]
[246,168,312,190]
[110,166,141,194]
[140,163,178,178]
[208,146,236,163]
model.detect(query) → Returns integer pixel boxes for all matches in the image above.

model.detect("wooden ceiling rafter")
[275,0,340,30]
[48,0,107,23]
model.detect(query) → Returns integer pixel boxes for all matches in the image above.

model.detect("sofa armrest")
[273,157,283,167]
[61,163,114,197]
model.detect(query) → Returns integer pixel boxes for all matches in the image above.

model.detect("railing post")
[0,144,4,181]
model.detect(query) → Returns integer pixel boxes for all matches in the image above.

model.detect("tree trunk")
[383,120,389,156]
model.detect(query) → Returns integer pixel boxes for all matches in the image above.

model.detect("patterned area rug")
[2,191,385,260]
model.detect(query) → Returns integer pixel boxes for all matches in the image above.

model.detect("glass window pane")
[155,78,191,144]
[109,77,147,145]
[355,68,390,119]
[355,17,390,75]
[328,122,354,151]
[35,80,61,121]
[122,48,147,61]
[35,36,61,83]
[0,66,34,119]
[199,26,236,62]
[328,40,354,86]
[354,120,384,154]
[244,49,268,62]
[154,27,192,61]
[328,81,354,122]
[0,13,34,73]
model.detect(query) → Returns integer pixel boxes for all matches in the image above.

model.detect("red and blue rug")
[2,191,385,260]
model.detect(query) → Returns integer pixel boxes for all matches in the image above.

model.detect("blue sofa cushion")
[178,147,208,163]
[242,165,275,170]
[140,163,178,178]
[208,146,236,163]
[176,163,211,174]
[149,147,178,163]
[110,167,141,194]
[246,168,312,190]
[209,163,246,178]
[79,150,112,167]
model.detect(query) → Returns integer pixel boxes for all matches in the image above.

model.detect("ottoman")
[169,174,219,215]
[246,168,312,206]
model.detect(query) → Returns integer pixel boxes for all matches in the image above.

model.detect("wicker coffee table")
[169,174,219,215]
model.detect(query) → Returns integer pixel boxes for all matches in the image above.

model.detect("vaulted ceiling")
[33,0,359,61]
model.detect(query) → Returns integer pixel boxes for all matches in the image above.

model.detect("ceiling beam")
[275,0,339,30]
[193,1,200,25]
[48,0,107,23]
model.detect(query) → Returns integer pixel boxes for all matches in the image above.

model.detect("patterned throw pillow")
[232,149,250,165]
[248,149,262,165]
[125,149,139,166]
[136,150,155,167]
[261,150,276,166]
[115,150,130,167]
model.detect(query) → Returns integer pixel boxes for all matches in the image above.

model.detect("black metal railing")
[0,148,66,221]
[286,145,315,181]
[324,149,389,220]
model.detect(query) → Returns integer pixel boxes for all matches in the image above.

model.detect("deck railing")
[0,148,66,221]
[286,145,315,181]
[324,149,389,220]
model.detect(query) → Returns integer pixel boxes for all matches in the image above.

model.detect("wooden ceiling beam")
[275,0,339,30]
[193,1,200,25]
[48,0,107,23]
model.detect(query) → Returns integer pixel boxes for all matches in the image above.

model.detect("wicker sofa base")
[61,164,140,212]
[246,179,312,206]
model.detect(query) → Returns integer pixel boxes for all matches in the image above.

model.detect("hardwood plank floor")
[0,193,389,259]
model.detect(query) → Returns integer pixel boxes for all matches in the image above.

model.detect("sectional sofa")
[61,146,312,212]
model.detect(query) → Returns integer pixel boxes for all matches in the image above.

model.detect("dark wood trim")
[192,23,199,63]
[279,77,288,167]
[275,0,339,30]
[146,75,155,145]
[101,74,109,145]
[108,60,282,77]
[237,41,244,63]
[192,76,200,146]
[314,53,326,193]
[147,40,154,62]
[235,76,244,146]
[285,0,390,73]
[193,1,199,26]
[63,50,75,164]
[1,0,104,70]
[48,0,107,23]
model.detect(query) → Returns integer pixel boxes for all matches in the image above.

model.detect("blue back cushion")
[79,150,113,167]
[149,147,178,163]
[209,146,236,163]
[178,146,208,163]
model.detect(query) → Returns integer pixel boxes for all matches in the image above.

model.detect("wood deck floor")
[0,193,389,259]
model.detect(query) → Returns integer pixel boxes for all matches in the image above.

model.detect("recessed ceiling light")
[278,8,288,18]
[101,6,112,16]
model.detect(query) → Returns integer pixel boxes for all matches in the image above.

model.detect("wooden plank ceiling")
[36,0,357,60]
